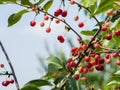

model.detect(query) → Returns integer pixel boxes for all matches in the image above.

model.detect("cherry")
[78,67,83,73]
[91,54,96,58]
[2,81,9,86]
[112,52,118,58]
[66,63,71,69]
[94,43,100,49]
[46,27,51,33]
[40,22,45,27]
[30,20,36,27]
[95,54,100,59]
[44,15,49,20]
[105,53,110,59]
[86,63,92,68]
[83,68,88,73]
[9,79,14,84]
[95,65,104,71]
[81,77,86,81]
[106,59,111,64]
[104,22,109,27]
[74,74,79,80]
[74,16,79,21]
[54,9,62,17]
[82,44,87,50]
[84,56,90,62]
[106,10,113,16]
[105,34,112,40]
[114,30,120,36]
[89,67,94,72]
[78,22,84,28]
[101,26,107,31]
[77,37,81,42]
[55,19,60,24]
[98,58,105,64]
[57,35,65,43]
[61,10,67,17]
[70,0,75,5]
[67,58,72,63]
[70,61,76,67]
[30,5,35,11]
[117,60,120,66]
[0,64,4,68]
[91,60,97,66]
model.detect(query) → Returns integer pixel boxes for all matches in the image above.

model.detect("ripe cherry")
[112,52,118,58]
[66,63,71,69]
[46,27,51,33]
[114,30,120,36]
[106,59,111,64]
[95,54,100,59]
[40,22,45,27]
[74,16,79,21]
[67,58,72,63]
[30,20,36,27]
[74,74,79,80]
[106,10,113,16]
[70,61,76,67]
[105,53,110,59]
[81,77,86,81]
[117,60,120,66]
[54,9,62,17]
[89,67,94,72]
[61,10,67,17]
[44,15,49,20]
[55,19,60,24]
[105,34,112,40]
[101,26,107,31]
[94,43,100,49]
[77,37,81,42]
[98,58,105,64]
[70,0,75,5]
[57,35,65,43]
[86,63,92,68]
[9,79,14,84]
[2,81,9,86]
[78,67,83,73]
[83,68,88,73]
[0,64,4,68]
[84,56,90,62]
[91,60,97,66]
[78,22,84,28]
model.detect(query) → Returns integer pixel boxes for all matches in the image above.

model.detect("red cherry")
[95,65,104,71]
[112,52,118,58]
[30,20,36,27]
[30,5,35,11]
[94,43,100,49]
[78,67,83,73]
[98,58,105,64]
[54,9,62,17]
[67,58,72,63]
[105,53,110,59]
[84,56,90,62]
[74,74,79,80]
[70,0,75,5]
[117,60,120,66]
[77,37,81,42]
[106,10,113,16]
[70,61,76,67]
[55,19,60,24]
[61,10,67,17]
[81,77,86,81]
[83,68,88,73]
[105,34,112,40]
[2,81,9,86]
[9,79,14,84]
[91,60,97,66]
[86,63,92,68]
[101,26,107,31]
[82,44,87,50]
[46,27,51,33]
[115,30,120,36]
[78,22,84,28]
[57,35,65,43]
[89,67,94,72]
[95,54,100,59]
[40,22,45,27]
[106,59,111,64]
[0,64,4,68]
[66,63,71,69]
[44,15,49,20]
[74,15,79,21]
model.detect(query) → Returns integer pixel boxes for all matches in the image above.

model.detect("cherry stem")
[0,41,20,90]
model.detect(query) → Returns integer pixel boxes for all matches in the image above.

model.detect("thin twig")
[0,41,20,90]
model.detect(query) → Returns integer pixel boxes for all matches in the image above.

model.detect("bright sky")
[0,0,97,90]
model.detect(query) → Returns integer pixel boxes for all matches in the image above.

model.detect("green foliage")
[21,0,32,6]
[80,30,96,36]
[8,9,28,27]
[43,0,54,12]
[0,0,16,4]
[21,85,40,90]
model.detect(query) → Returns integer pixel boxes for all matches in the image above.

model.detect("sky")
[0,0,97,90]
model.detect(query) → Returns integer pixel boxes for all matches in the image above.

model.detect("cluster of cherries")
[0,64,14,87]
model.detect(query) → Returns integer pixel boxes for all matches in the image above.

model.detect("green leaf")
[25,79,51,87]
[21,0,32,6]
[81,0,96,7]
[93,0,114,16]
[114,70,120,75]
[46,56,63,69]
[104,80,120,90]
[81,30,96,36]
[110,18,120,30]
[0,0,16,4]
[43,0,53,12]
[8,9,28,27]
[21,85,40,90]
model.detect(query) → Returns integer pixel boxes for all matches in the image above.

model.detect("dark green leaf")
[21,0,32,6]
[43,0,53,11]
[21,85,40,90]
[0,0,16,4]
[25,79,51,87]
[110,18,120,30]
[81,30,96,36]
[8,9,28,27]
